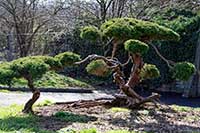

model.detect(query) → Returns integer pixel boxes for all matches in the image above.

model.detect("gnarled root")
[23,89,40,113]
[111,92,160,109]
[55,93,160,110]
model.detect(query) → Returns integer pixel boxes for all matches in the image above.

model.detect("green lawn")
[0,105,138,133]
[0,105,52,133]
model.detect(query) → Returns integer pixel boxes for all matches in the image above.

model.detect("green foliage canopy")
[100,18,180,41]
[55,52,81,67]
[11,57,50,79]
[80,26,101,41]
[80,18,180,42]
[140,64,160,80]
[145,9,200,86]
[172,62,195,81]
[0,52,81,87]
[86,59,111,77]
[124,39,149,55]
[29,56,62,70]
[0,63,17,85]
[153,9,200,33]
[80,17,196,82]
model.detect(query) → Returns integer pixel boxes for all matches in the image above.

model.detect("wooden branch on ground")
[55,97,115,108]
[130,93,160,108]
[54,93,160,109]
[55,97,115,105]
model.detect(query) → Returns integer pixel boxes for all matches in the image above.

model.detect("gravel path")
[1,90,200,107]
[0,91,112,107]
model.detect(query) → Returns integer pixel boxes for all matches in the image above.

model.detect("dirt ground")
[35,103,200,133]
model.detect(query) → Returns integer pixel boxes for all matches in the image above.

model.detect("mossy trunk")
[23,77,40,113]
[183,34,200,97]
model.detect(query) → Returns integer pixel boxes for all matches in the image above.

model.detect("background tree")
[184,32,200,97]
[149,9,200,96]
[0,0,65,57]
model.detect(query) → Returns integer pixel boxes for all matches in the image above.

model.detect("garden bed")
[35,104,200,132]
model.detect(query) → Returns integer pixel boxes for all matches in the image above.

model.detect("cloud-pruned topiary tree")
[0,52,80,113]
[79,17,195,108]
[0,18,195,112]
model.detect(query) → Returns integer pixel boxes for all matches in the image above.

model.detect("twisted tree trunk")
[22,76,40,113]
[74,54,160,109]
[113,53,159,107]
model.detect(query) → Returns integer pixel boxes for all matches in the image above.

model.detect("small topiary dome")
[172,62,195,81]
[80,26,101,41]
[86,59,112,77]
[10,57,50,79]
[30,56,62,70]
[55,52,81,67]
[101,18,180,41]
[124,39,149,55]
[140,64,160,80]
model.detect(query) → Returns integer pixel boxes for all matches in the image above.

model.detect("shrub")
[31,56,62,70]
[0,62,16,85]
[10,57,49,79]
[140,64,160,80]
[86,59,112,77]
[124,39,149,55]
[172,62,195,81]
[55,52,81,67]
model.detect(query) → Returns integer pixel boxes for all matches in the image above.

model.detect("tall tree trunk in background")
[0,0,63,57]
[183,34,200,97]
[6,29,14,61]
[110,0,127,18]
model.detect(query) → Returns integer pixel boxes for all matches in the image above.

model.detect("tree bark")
[113,53,159,105]
[183,34,200,97]
[22,77,40,113]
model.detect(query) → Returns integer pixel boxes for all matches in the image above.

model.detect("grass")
[0,105,93,133]
[54,111,96,123]
[184,115,200,122]
[58,128,141,133]
[35,99,55,107]
[110,107,131,113]
[106,130,139,133]
[0,105,142,133]
[0,89,10,93]
[11,71,91,88]
[78,129,137,133]
[0,104,53,133]
[170,105,200,122]
[0,89,23,93]
[171,105,200,112]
